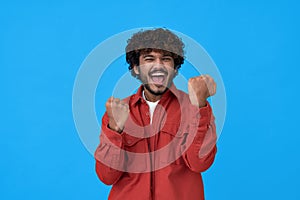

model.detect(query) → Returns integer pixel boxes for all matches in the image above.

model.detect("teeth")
[151,72,165,76]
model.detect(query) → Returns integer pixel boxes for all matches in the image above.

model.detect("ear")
[174,66,178,76]
[133,65,140,75]
[174,65,178,72]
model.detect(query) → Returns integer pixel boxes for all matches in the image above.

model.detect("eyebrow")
[142,55,154,58]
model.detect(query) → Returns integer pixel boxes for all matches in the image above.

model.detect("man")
[95,28,217,200]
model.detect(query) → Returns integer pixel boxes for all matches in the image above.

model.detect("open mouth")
[149,71,167,85]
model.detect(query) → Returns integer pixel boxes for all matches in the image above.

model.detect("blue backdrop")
[1,0,299,199]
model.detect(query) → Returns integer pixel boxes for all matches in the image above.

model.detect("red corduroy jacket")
[95,84,217,200]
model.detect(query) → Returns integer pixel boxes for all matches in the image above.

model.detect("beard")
[143,83,169,96]
[136,65,176,96]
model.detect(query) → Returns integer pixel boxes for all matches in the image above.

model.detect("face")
[133,50,177,101]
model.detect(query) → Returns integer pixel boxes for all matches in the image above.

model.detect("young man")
[95,28,217,200]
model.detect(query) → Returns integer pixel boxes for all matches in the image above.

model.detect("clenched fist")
[106,97,130,133]
[188,75,216,107]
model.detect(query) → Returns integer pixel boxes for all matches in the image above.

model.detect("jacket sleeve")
[94,113,125,185]
[182,102,217,173]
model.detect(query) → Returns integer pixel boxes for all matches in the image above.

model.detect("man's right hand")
[105,97,130,133]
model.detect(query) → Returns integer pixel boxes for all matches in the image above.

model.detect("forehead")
[140,49,173,57]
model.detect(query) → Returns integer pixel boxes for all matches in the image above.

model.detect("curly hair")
[125,28,185,78]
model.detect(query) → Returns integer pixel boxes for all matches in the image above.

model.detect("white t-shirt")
[142,91,159,124]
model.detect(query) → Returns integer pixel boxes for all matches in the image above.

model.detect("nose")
[152,59,165,70]
[151,62,167,74]
[154,58,163,65]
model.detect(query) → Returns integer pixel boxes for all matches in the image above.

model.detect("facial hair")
[137,65,176,96]
[143,83,168,96]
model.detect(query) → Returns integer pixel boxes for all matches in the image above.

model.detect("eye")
[144,57,154,62]
[162,57,172,62]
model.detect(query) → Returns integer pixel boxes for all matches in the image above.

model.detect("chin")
[145,84,168,95]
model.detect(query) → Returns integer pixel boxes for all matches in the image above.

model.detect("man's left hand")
[188,75,216,107]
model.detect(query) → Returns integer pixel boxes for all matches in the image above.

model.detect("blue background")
[1,0,299,199]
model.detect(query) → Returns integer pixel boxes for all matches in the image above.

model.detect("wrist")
[108,120,123,133]
[198,100,207,108]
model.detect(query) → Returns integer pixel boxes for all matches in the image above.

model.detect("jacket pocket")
[158,123,187,165]
[122,133,149,172]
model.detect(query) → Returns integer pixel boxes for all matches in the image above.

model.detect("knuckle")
[105,101,112,107]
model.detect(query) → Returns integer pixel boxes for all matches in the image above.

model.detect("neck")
[143,88,162,102]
